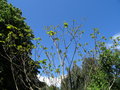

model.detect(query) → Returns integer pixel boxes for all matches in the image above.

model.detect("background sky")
[7,0,120,86]
[8,0,120,39]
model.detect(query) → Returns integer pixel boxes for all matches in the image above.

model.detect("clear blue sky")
[8,0,120,37]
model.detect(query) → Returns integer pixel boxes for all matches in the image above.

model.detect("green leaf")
[53,38,59,41]
[93,28,99,32]
[85,42,88,45]
[73,60,77,63]
[19,33,23,37]
[0,33,3,36]
[24,29,32,32]
[7,25,13,29]
[64,22,68,28]
[17,45,22,50]
[58,49,62,54]
[43,47,48,50]
[27,33,31,37]
[47,31,56,36]
[0,40,5,43]
[64,52,67,57]
[91,35,96,38]
[55,68,60,73]
[38,60,43,63]
[33,37,41,40]
[38,59,47,64]
[101,36,106,40]
[78,43,82,47]
[6,25,18,30]
[43,59,47,62]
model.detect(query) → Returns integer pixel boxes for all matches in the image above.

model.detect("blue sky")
[8,0,120,37]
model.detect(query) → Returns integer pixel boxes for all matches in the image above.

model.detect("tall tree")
[0,0,45,90]
[61,64,84,90]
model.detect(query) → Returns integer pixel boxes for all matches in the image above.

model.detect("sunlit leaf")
[64,22,68,28]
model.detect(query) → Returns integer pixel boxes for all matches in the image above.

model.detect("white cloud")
[37,75,66,87]
[112,33,120,40]
[106,33,120,50]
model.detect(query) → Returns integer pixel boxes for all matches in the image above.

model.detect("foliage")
[99,49,120,90]
[0,0,45,90]
[61,64,84,90]
[60,26,120,90]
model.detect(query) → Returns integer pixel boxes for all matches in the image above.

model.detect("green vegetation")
[0,0,120,90]
[0,0,45,90]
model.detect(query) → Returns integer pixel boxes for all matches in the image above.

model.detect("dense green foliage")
[0,0,45,90]
[61,64,84,90]
[61,54,120,90]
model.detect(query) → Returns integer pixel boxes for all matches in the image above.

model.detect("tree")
[82,58,109,90]
[99,49,120,90]
[85,30,120,90]
[37,21,86,89]
[61,64,84,90]
[0,0,45,90]
[60,28,111,90]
